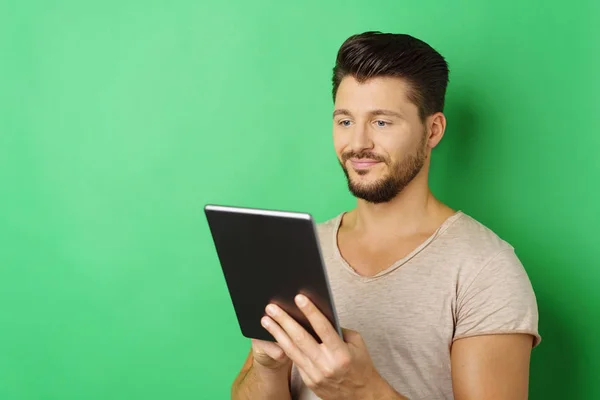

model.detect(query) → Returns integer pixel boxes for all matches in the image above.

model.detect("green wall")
[1,1,599,399]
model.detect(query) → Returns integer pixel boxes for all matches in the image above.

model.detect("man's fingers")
[261,316,328,385]
[251,339,287,362]
[295,294,344,348]
[261,315,312,371]
[265,304,323,359]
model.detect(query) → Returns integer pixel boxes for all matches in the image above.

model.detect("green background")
[1,0,598,398]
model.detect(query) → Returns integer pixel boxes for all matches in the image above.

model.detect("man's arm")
[451,333,534,400]
[231,348,292,400]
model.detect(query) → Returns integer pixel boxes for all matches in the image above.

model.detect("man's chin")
[350,189,396,204]
[346,175,403,204]
[348,182,384,196]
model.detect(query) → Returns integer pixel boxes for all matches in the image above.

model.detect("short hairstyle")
[332,31,449,120]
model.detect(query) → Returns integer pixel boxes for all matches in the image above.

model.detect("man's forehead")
[337,75,412,92]
[335,76,414,104]
[334,76,418,116]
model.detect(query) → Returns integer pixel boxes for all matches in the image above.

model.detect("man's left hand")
[261,294,395,400]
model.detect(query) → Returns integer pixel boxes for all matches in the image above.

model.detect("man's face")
[333,76,429,204]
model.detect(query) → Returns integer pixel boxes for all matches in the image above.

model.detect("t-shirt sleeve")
[454,248,541,347]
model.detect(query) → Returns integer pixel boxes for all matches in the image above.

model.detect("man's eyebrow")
[333,109,352,118]
[369,109,404,119]
[332,109,404,118]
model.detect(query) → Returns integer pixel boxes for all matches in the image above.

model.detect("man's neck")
[346,175,455,239]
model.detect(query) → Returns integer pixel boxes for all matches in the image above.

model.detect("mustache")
[341,150,387,163]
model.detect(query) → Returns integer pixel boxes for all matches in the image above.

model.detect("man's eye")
[375,120,389,127]
[339,120,352,127]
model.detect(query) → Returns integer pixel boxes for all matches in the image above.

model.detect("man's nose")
[349,122,374,152]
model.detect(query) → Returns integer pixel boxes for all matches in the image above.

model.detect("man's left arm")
[451,333,534,400]
[359,332,536,400]
[450,248,541,399]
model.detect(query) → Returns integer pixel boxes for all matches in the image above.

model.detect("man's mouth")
[349,159,382,170]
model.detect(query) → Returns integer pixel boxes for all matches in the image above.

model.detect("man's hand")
[231,340,292,400]
[261,294,404,400]
[250,338,291,371]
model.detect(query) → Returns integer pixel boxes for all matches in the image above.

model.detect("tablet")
[204,204,341,342]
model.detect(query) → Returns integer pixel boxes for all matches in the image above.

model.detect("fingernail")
[261,317,270,327]
[266,304,277,316]
[296,294,307,306]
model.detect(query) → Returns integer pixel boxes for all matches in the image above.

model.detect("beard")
[339,136,427,204]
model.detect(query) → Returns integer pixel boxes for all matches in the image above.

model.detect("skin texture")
[231,75,534,400]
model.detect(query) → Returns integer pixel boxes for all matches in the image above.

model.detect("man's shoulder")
[315,214,341,228]
[442,211,518,266]
[310,213,343,252]
[314,213,342,238]
[311,209,520,264]
[312,210,515,248]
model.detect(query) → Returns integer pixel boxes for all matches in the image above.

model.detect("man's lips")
[349,159,382,169]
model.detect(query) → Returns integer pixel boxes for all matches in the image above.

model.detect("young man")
[231,31,540,400]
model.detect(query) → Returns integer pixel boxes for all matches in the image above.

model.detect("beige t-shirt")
[290,211,541,400]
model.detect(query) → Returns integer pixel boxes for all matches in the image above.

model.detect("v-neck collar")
[331,211,464,282]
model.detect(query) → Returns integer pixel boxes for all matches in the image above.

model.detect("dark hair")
[332,31,449,120]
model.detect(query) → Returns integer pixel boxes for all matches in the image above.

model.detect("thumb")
[341,328,363,344]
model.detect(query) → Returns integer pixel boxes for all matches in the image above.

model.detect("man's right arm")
[231,348,293,400]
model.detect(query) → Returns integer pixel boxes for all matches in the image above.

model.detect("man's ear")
[427,112,447,149]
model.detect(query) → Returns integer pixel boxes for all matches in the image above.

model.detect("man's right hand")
[231,339,293,400]
[251,338,292,371]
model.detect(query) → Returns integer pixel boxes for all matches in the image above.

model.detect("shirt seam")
[453,329,542,347]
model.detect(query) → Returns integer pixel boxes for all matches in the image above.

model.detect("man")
[231,31,540,400]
